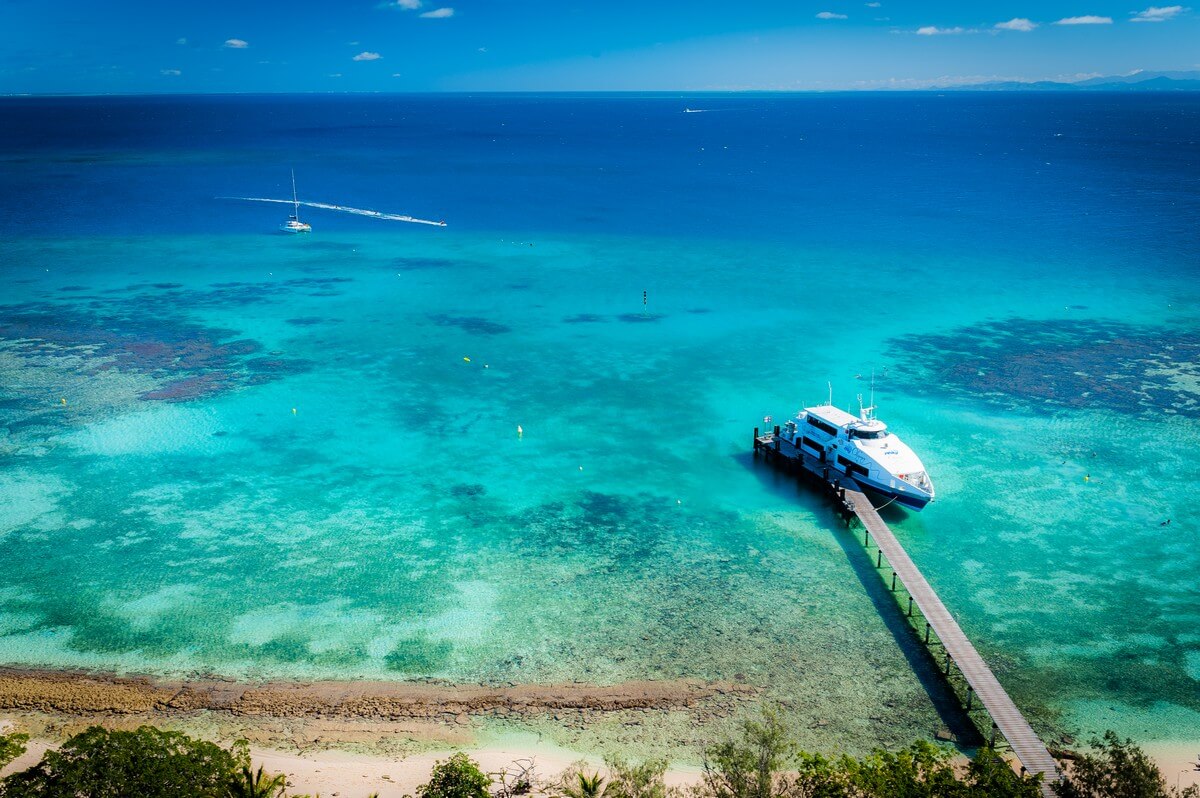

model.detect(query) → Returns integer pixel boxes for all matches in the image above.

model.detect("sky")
[1,0,1198,93]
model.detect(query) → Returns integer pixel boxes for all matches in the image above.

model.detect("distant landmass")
[943,70,1200,91]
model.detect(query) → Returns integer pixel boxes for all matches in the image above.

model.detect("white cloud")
[223,38,249,48]
[160,68,181,76]
[916,25,966,34]
[352,51,382,61]
[391,73,403,77]
[816,11,848,19]
[866,2,881,6]
[420,7,454,17]
[176,37,187,45]
[1052,15,1112,24]
[396,0,422,7]
[1130,5,1185,21]
[995,17,1037,30]
[329,73,343,78]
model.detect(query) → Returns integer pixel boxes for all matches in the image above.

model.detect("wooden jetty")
[753,427,1060,791]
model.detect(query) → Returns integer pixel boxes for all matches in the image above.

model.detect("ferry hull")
[855,477,932,511]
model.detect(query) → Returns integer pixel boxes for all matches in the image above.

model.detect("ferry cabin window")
[837,456,870,479]
[801,436,824,452]
[805,416,838,436]
[849,428,886,440]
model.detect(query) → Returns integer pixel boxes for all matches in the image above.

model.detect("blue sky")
[1,0,1197,93]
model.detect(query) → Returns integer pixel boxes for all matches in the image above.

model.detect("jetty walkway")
[753,429,1060,792]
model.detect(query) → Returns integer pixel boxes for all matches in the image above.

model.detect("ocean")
[1,92,1198,755]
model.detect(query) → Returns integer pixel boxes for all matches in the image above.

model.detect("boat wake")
[221,196,447,227]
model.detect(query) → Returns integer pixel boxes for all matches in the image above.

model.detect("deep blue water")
[3,93,1197,255]
[1,93,1199,756]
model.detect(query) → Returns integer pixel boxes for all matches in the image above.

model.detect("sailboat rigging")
[280,169,311,233]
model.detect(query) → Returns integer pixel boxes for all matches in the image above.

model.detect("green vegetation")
[0,725,248,798]
[1054,731,1199,798]
[702,711,1042,798]
[560,769,607,798]
[416,752,492,798]
[0,717,1195,798]
[226,765,286,798]
[0,734,27,771]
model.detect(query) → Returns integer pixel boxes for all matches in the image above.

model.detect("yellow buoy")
[1084,474,1089,483]
[517,425,523,438]
[463,357,471,363]
[60,397,67,406]
[292,408,298,415]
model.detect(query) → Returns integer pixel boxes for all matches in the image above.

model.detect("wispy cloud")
[866,2,881,6]
[995,17,1037,31]
[352,51,382,61]
[223,38,249,48]
[395,0,422,7]
[419,7,454,17]
[1052,15,1112,24]
[816,11,848,19]
[1130,5,1185,21]
[175,37,187,45]
[160,68,181,76]
[916,25,966,35]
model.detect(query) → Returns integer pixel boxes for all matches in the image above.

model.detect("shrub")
[1054,731,1199,798]
[604,757,672,798]
[0,734,28,771]
[702,710,795,798]
[416,752,491,798]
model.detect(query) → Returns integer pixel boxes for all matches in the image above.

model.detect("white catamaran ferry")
[777,397,936,510]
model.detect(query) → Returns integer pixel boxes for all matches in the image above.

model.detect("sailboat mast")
[291,169,300,219]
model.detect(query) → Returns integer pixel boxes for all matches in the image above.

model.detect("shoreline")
[1,667,1197,792]
[0,666,756,720]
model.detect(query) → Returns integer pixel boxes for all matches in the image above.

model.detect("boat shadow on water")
[733,449,982,748]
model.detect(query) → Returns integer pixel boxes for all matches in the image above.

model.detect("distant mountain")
[944,70,1200,92]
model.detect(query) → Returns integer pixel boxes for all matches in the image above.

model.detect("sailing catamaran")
[280,170,312,233]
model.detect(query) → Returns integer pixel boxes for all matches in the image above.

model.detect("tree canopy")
[0,725,248,798]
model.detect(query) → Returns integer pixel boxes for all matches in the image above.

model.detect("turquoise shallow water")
[1,94,1199,753]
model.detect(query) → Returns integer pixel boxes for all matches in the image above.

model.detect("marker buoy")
[292,408,298,415]
[60,398,67,406]
[517,425,523,438]
[463,357,471,363]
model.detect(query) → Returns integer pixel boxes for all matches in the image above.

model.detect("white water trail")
[220,197,447,227]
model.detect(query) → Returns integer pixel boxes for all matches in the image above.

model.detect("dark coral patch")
[0,303,309,406]
[58,285,90,292]
[392,257,460,272]
[617,313,666,324]
[428,314,511,335]
[285,317,326,327]
[887,317,1200,417]
[139,373,234,402]
[563,313,607,324]
[244,357,314,376]
[451,483,487,498]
